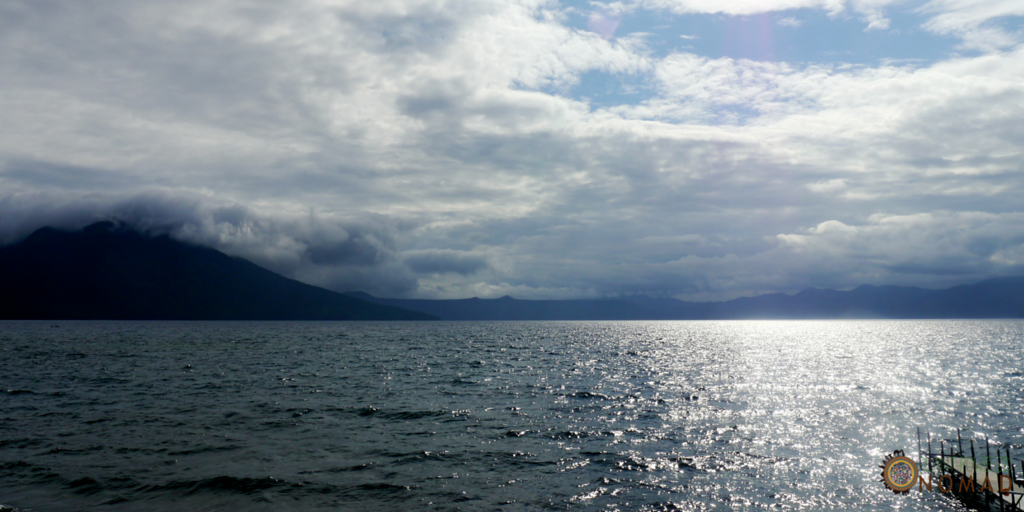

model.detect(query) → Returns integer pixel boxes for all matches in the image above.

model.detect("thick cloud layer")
[2,0,1023,299]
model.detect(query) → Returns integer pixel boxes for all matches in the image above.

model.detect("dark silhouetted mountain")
[342,294,653,321]
[348,277,1024,320]
[0,222,436,320]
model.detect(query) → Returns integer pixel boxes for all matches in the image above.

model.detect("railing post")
[918,427,923,469]
[943,442,948,479]
[987,437,992,471]
[972,439,978,487]
[998,447,1004,512]
[929,432,934,474]
[1009,447,1016,494]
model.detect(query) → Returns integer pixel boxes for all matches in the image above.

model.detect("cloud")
[806,179,847,193]
[639,0,1022,39]
[863,13,891,31]
[403,249,490,275]
[588,9,621,40]
[775,212,1024,279]
[921,0,1024,31]
[639,0,903,32]
[640,0,851,16]
[0,190,421,297]
[491,211,1024,301]
[920,0,1024,51]
[411,212,1024,301]
[2,0,1024,301]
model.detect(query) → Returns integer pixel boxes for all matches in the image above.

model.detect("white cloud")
[588,9,621,39]
[863,13,891,31]
[806,179,847,193]
[921,0,1024,31]
[920,0,1024,51]
[775,212,1024,279]
[2,0,1024,300]
[639,0,1023,40]
[991,244,1024,266]
[640,0,850,16]
[640,0,905,31]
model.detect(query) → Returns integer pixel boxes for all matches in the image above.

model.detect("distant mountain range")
[347,277,1024,320]
[0,222,435,320]
[3,222,1023,321]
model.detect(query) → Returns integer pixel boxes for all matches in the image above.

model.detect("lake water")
[1,320,1022,511]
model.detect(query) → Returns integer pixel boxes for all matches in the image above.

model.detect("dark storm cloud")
[0,190,422,297]
[306,236,394,267]
[403,250,490,275]
[2,160,144,190]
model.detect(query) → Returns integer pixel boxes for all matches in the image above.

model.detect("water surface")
[1,320,1022,510]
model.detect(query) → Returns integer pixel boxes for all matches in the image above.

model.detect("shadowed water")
[1,320,1022,511]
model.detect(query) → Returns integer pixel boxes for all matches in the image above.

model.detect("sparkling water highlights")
[1,320,1022,511]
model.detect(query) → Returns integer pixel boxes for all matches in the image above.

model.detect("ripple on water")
[0,320,1022,511]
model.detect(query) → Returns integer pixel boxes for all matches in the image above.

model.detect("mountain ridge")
[4,221,1022,321]
[347,276,1024,320]
[0,222,436,320]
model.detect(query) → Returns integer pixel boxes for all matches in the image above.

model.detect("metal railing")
[917,427,1024,512]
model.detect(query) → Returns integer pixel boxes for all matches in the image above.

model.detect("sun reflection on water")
[0,320,1021,510]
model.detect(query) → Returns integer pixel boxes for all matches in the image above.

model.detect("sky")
[2,0,1024,301]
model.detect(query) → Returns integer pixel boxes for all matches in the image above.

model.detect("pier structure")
[918,428,1024,512]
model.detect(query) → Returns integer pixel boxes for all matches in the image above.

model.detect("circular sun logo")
[879,450,919,494]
